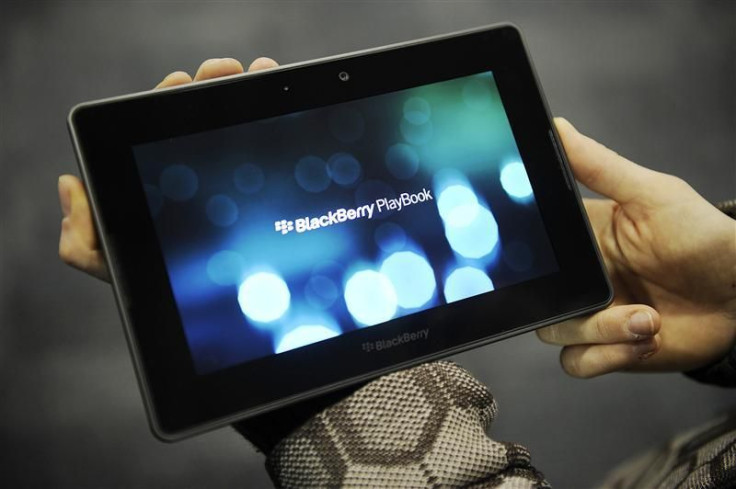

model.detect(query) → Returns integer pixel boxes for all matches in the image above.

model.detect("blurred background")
[1,1,733,487]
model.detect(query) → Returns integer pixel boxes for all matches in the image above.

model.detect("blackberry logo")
[362,328,430,353]
[274,188,433,236]
[275,219,294,235]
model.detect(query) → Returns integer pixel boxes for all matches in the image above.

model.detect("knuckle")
[536,326,558,344]
[667,175,694,194]
[650,172,692,196]
[593,313,611,342]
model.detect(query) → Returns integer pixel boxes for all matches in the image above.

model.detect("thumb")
[554,117,658,205]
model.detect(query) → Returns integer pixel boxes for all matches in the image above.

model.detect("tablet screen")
[133,70,559,375]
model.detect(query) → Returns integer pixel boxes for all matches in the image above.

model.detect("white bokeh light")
[238,272,290,323]
[275,325,340,354]
[344,270,397,326]
[444,206,499,259]
[380,251,436,309]
[444,266,494,303]
[437,184,480,227]
[500,162,533,201]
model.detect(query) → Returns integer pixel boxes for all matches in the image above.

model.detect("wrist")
[233,381,366,454]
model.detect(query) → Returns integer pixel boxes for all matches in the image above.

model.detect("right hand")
[58,57,278,282]
[536,118,736,377]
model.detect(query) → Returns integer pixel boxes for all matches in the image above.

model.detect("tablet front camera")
[338,71,350,82]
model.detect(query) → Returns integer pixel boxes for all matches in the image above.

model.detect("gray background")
[1,1,734,488]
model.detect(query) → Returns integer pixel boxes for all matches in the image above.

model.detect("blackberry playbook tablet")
[68,24,612,440]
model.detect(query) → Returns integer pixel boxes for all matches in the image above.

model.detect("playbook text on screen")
[274,187,434,235]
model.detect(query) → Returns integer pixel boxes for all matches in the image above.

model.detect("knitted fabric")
[598,198,736,487]
[266,361,549,488]
[599,413,736,489]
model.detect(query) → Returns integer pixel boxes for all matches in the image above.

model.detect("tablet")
[68,23,612,441]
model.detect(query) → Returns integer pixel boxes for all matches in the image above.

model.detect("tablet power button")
[549,129,573,191]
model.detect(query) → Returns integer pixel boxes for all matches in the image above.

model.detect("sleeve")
[237,361,549,489]
[683,199,736,388]
[685,347,736,387]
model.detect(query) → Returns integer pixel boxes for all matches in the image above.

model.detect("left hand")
[59,57,278,281]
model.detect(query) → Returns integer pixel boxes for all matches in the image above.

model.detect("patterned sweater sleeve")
[237,361,549,489]
[234,202,735,487]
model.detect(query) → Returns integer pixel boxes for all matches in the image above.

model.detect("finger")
[58,175,110,282]
[59,175,98,250]
[155,71,193,89]
[554,117,660,205]
[247,57,278,72]
[193,57,244,81]
[560,335,661,378]
[536,305,660,345]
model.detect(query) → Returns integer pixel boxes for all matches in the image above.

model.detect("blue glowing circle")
[206,194,239,227]
[444,266,494,303]
[504,241,534,272]
[207,250,245,286]
[500,162,533,201]
[344,270,397,326]
[275,325,340,354]
[403,97,431,125]
[238,272,290,323]
[305,275,339,309]
[400,118,433,145]
[380,251,436,309]
[385,144,420,180]
[160,164,198,201]
[328,152,362,186]
[437,185,480,227]
[462,79,493,111]
[432,168,471,194]
[444,206,499,259]
[295,156,331,193]
[329,107,365,143]
[374,222,407,253]
[143,184,163,216]
[312,260,344,281]
[234,164,265,194]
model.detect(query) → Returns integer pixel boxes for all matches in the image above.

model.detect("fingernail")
[58,176,72,217]
[627,311,653,338]
[633,338,657,360]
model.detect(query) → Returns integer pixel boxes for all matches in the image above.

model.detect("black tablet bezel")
[69,23,612,440]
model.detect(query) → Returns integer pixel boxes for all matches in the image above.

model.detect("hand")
[537,118,736,378]
[58,57,278,281]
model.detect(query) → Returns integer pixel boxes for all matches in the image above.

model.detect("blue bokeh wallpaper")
[134,71,558,374]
